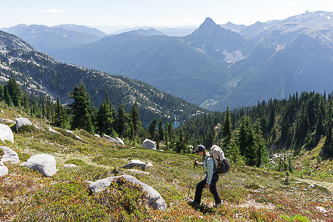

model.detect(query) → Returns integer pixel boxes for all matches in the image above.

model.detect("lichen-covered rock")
[142,139,156,150]
[20,154,57,177]
[103,134,124,145]
[65,130,83,141]
[89,175,166,211]
[0,146,20,164]
[15,118,32,131]
[0,124,14,144]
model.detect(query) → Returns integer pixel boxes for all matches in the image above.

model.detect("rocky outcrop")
[142,139,156,150]
[89,175,166,211]
[0,146,20,164]
[0,124,14,144]
[15,118,32,131]
[20,154,57,177]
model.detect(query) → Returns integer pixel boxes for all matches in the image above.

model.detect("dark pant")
[194,173,221,205]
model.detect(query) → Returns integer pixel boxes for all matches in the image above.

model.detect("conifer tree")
[158,119,164,141]
[96,92,114,136]
[148,117,158,140]
[221,105,232,150]
[130,100,140,141]
[116,104,129,137]
[54,96,65,128]
[4,86,13,107]
[69,83,95,133]
[255,119,268,167]
[165,122,169,150]
[6,78,22,107]
[0,85,3,101]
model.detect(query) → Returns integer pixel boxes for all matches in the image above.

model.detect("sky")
[1,0,333,33]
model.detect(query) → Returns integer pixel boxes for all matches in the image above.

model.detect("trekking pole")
[187,158,197,200]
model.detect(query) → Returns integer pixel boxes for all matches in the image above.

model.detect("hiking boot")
[214,203,221,208]
[188,200,200,208]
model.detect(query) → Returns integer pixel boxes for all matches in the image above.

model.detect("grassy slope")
[0,102,332,221]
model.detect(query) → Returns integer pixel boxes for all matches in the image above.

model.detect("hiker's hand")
[194,160,199,166]
[204,183,210,189]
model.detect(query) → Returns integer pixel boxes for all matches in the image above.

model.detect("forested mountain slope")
[0,30,206,122]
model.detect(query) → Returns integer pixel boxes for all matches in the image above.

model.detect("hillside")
[0,30,206,122]
[0,103,332,221]
[46,11,333,111]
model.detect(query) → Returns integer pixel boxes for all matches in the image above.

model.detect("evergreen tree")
[6,78,22,107]
[158,119,164,141]
[54,96,65,128]
[0,85,3,101]
[255,119,268,167]
[116,104,129,137]
[221,105,232,150]
[165,122,169,150]
[130,100,140,141]
[96,92,114,136]
[148,117,158,140]
[4,86,13,107]
[69,83,95,133]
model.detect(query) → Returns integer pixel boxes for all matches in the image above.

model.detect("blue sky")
[1,0,333,30]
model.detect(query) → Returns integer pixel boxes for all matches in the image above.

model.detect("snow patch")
[327,16,331,20]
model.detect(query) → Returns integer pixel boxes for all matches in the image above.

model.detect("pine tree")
[255,119,268,167]
[221,105,232,150]
[148,117,158,140]
[69,83,95,133]
[54,96,65,128]
[158,119,164,141]
[130,100,140,141]
[165,122,169,150]
[96,92,114,136]
[6,78,22,107]
[116,104,128,138]
[4,86,13,107]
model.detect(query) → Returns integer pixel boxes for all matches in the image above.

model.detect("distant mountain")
[119,28,165,36]
[12,11,333,111]
[0,24,107,54]
[51,32,231,107]
[0,30,206,122]
[220,22,246,33]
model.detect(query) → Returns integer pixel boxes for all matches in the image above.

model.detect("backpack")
[211,145,230,174]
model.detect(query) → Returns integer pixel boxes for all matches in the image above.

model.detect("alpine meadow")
[0,7,333,222]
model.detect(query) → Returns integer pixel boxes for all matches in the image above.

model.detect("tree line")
[2,78,333,165]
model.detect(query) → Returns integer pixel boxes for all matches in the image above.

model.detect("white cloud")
[20,10,27,13]
[41,9,66,14]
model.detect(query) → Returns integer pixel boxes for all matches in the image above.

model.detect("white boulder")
[20,154,57,177]
[0,146,20,164]
[16,118,32,131]
[0,124,14,143]
[89,175,166,211]
[0,166,8,177]
[48,127,59,134]
[142,139,156,150]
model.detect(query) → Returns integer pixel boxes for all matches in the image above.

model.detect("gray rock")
[48,127,59,134]
[116,137,124,146]
[0,118,15,125]
[142,139,156,150]
[65,130,83,141]
[0,124,14,144]
[94,134,101,138]
[121,160,148,171]
[0,166,8,176]
[20,154,57,177]
[103,134,124,145]
[64,164,76,168]
[0,146,20,164]
[89,175,166,211]
[15,118,32,131]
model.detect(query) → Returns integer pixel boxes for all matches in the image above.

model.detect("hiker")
[189,145,221,208]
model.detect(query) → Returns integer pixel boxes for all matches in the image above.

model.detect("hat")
[194,145,205,153]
